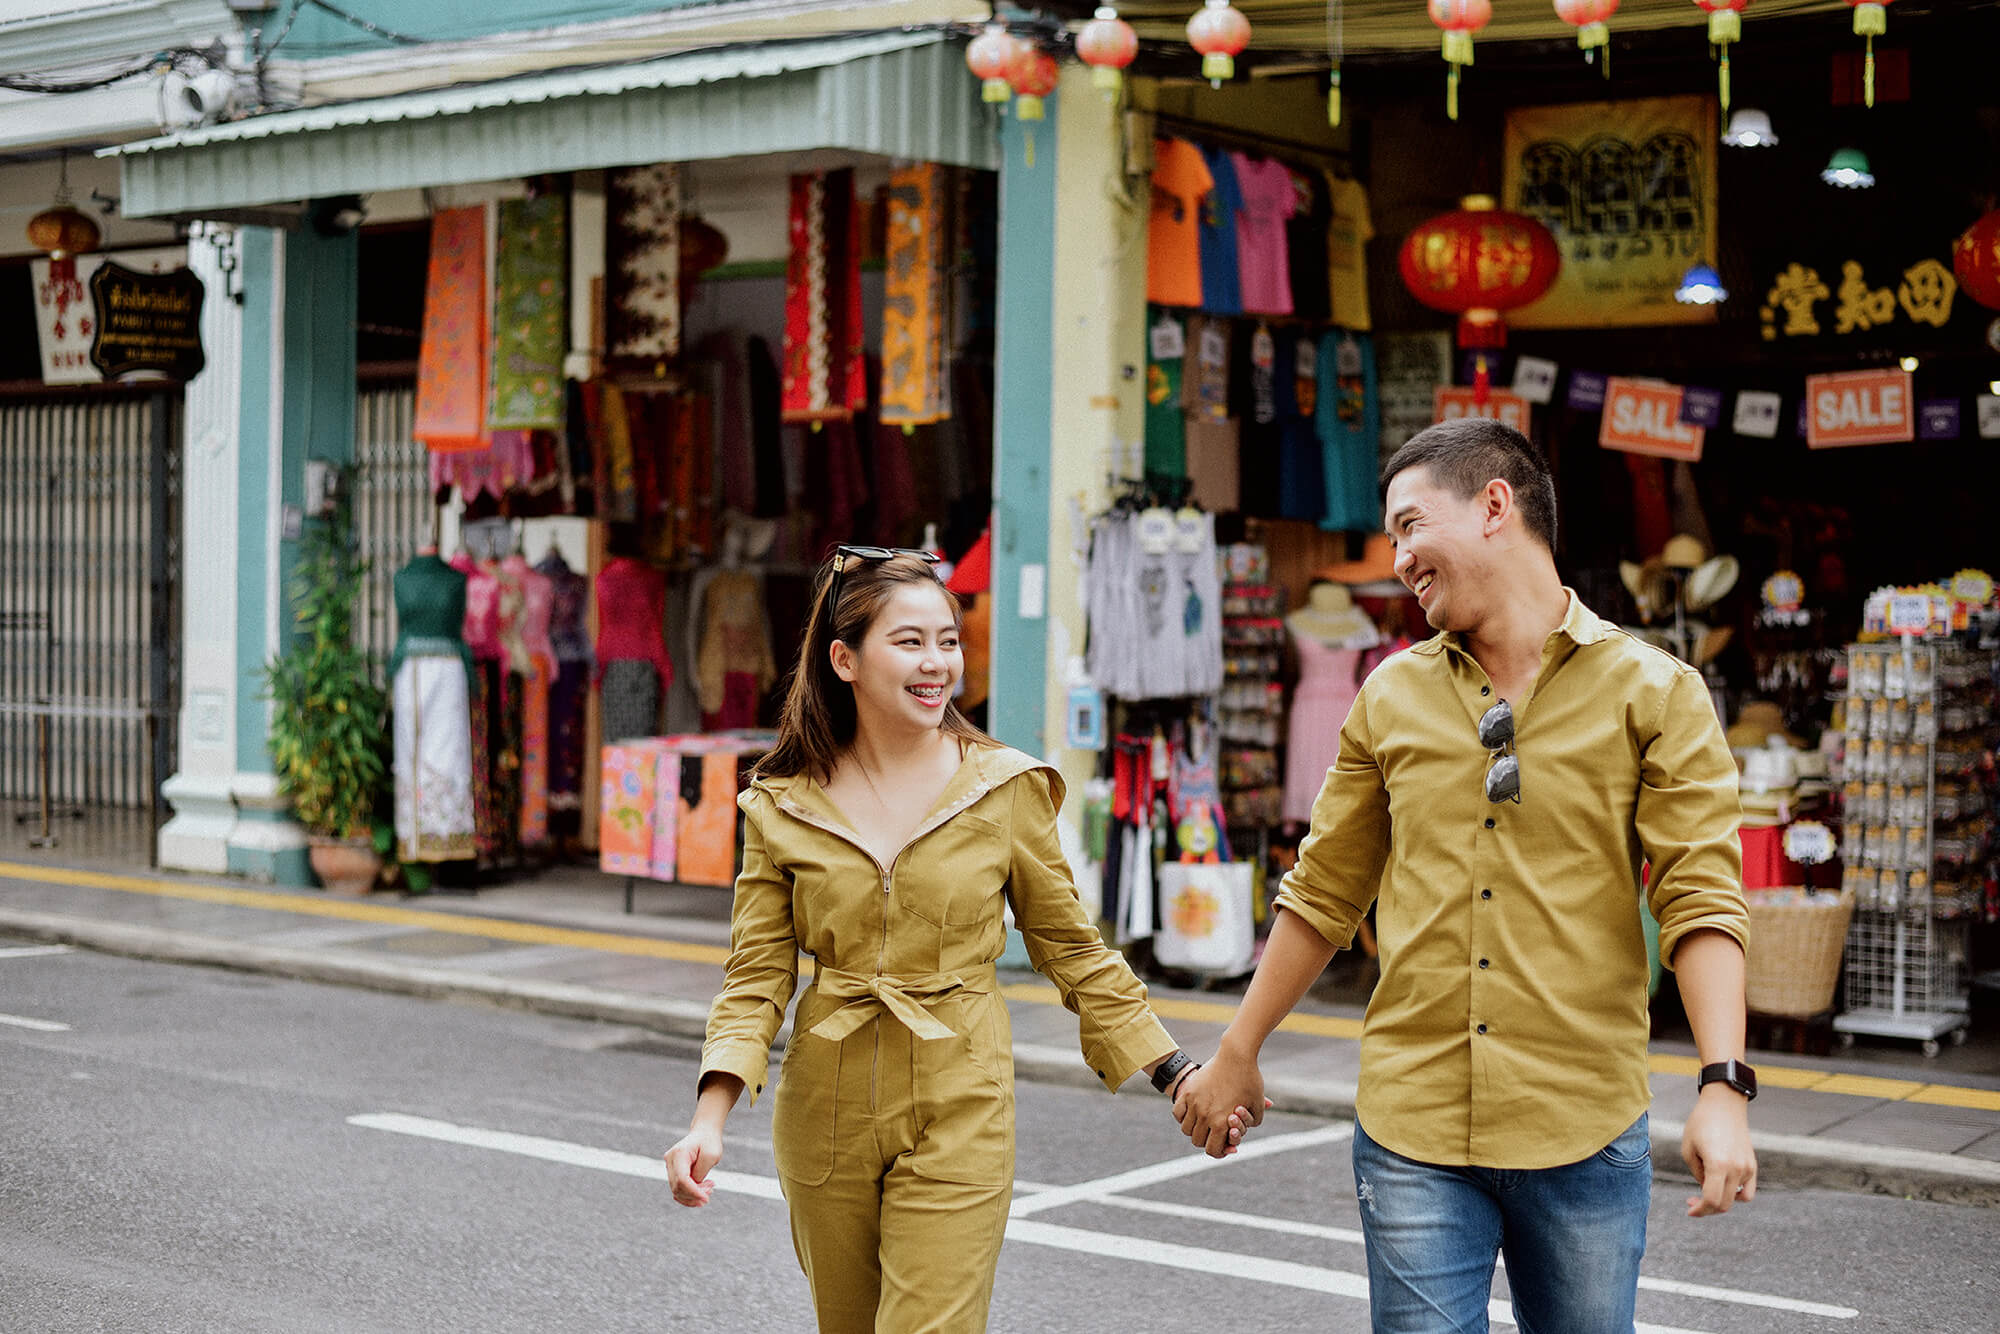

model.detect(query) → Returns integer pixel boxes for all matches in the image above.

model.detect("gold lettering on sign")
[1897,259,1957,328]
[1761,263,1830,340]
[1835,261,1896,334]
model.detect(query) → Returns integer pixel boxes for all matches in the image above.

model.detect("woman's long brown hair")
[754,552,996,782]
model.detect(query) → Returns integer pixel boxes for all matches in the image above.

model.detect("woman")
[665,547,1213,1332]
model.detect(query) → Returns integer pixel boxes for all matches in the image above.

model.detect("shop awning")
[103,30,997,220]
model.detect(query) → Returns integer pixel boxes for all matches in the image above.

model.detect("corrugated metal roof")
[104,30,998,217]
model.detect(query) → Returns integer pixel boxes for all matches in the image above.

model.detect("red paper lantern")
[1006,44,1060,121]
[1694,0,1750,112]
[1398,195,1560,401]
[1847,0,1894,107]
[1077,7,1139,97]
[966,25,1021,105]
[1428,0,1491,121]
[1553,0,1618,72]
[1185,0,1251,87]
[26,203,101,297]
[1953,210,2000,312]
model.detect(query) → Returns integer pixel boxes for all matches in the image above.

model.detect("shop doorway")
[0,388,181,866]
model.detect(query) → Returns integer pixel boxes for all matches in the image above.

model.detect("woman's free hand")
[664,1124,725,1207]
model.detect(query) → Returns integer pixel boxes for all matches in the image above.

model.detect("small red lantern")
[1398,195,1560,402]
[1428,0,1491,122]
[1077,7,1139,97]
[1186,0,1251,88]
[1006,44,1060,121]
[1694,0,1750,113]
[1553,0,1618,75]
[966,25,1021,105]
[1847,0,1894,107]
[1953,210,2000,313]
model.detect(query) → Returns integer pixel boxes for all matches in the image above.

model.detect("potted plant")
[263,494,390,893]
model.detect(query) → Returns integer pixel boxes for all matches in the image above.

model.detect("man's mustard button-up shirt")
[1274,590,1748,1170]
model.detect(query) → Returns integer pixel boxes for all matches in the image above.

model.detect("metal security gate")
[0,389,181,860]
[352,379,428,672]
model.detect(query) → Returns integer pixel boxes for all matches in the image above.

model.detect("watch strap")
[1151,1049,1194,1094]
[1698,1059,1758,1101]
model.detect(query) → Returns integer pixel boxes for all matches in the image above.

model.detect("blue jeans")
[1352,1114,1651,1334]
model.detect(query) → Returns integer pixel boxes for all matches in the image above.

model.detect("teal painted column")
[989,99,1058,754]
[226,223,359,884]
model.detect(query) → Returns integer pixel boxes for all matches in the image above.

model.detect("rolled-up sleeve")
[1638,668,1749,969]
[698,798,797,1106]
[1006,771,1176,1091]
[1273,688,1390,948]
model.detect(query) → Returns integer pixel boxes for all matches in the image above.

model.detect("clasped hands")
[1170,1044,1270,1158]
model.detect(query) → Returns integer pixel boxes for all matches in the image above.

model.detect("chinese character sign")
[1758,255,1968,343]
[1503,95,1719,330]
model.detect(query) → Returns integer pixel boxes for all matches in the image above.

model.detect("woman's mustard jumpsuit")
[699,744,1176,1333]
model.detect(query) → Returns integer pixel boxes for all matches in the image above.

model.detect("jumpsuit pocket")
[900,813,1009,926]
[771,1031,840,1187]
[913,997,1015,1187]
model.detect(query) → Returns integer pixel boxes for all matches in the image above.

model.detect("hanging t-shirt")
[1144,311,1188,478]
[1275,330,1325,523]
[1197,146,1243,315]
[1231,152,1297,317]
[1183,316,1238,512]
[1326,174,1376,331]
[1231,321,1281,517]
[1286,167,1332,324]
[1316,331,1381,533]
[1147,138,1213,309]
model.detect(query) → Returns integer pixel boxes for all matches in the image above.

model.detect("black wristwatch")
[1151,1049,1195,1094]
[1697,1059,1758,1101]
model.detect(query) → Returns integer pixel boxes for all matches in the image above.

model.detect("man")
[1175,418,1756,1332]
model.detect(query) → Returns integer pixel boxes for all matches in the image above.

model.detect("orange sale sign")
[1805,368,1914,448]
[1598,378,1704,461]
[1434,387,1531,432]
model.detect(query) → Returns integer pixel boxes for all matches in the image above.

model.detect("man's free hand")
[1681,1086,1757,1217]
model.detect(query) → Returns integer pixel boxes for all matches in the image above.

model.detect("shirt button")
[1479,958,1490,969]
[1484,817,1496,829]
[1481,889,1493,900]
[1477,1023,1488,1034]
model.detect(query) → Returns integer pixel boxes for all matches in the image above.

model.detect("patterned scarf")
[782,168,865,424]
[606,164,683,364]
[489,195,567,430]
[414,207,488,453]
[880,163,955,427]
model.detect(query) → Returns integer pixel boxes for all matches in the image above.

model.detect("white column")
[157,223,242,871]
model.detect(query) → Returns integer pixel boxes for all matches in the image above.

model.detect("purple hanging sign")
[1566,370,1607,411]
[1679,386,1725,428]
[1918,398,1961,440]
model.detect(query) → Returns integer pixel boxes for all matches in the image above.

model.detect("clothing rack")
[1149,111,1354,175]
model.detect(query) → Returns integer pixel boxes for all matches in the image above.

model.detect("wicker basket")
[1744,888,1854,1019]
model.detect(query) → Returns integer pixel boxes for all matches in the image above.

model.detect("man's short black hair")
[1380,417,1558,553]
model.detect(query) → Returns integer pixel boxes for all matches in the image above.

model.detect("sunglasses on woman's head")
[825,546,943,627]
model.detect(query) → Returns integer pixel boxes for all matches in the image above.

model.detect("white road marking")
[0,944,72,959]
[1008,1123,1355,1216]
[349,1112,1853,1328]
[0,1012,70,1031]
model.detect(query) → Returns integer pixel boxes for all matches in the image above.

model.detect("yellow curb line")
[9,860,1999,1112]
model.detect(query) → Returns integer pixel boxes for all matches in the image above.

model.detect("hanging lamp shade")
[1674,263,1728,305]
[1428,0,1491,121]
[1398,195,1559,402]
[1821,147,1874,188]
[1721,108,1777,147]
[1077,8,1139,96]
[1185,0,1252,87]
[1552,0,1618,73]
[1005,44,1060,121]
[1846,0,1894,107]
[966,25,1022,104]
[1693,0,1751,113]
[1952,209,2000,312]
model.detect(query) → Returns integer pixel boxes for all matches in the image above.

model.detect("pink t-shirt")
[1231,152,1297,316]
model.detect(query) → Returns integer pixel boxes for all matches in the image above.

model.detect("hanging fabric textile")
[1084,508,1225,700]
[605,164,683,362]
[1196,145,1243,316]
[413,206,488,453]
[430,429,535,501]
[880,162,955,427]
[595,556,674,743]
[1144,310,1187,478]
[489,195,567,431]
[390,553,476,863]
[675,752,742,886]
[782,167,866,425]
[696,568,777,731]
[506,553,556,849]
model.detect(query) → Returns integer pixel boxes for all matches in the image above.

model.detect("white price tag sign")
[1887,593,1931,635]
[1733,390,1782,439]
[1977,394,2000,440]
[1783,820,1837,867]
[1149,318,1185,362]
[1511,355,1559,405]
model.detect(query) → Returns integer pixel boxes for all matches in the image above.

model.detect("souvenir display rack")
[1834,642,1994,1054]
[1217,544,1285,914]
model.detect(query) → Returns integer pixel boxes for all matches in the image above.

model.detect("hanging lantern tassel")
[1852,2,1886,108]
[1443,30,1474,120]
[1429,0,1491,123]
[1186,0,1253,89]
[1472,352,1492,406]
[1328,68,1342,127]
[1707,7,1740,115]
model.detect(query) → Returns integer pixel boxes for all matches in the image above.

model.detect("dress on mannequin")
[596,556,675,743]
[1282,583,1381,824]
[390,551,476,863]
[695,534,775,731]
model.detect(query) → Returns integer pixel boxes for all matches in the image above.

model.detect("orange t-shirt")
[1147,137,1213,308]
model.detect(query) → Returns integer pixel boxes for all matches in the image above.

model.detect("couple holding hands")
[666,420,1757,1333]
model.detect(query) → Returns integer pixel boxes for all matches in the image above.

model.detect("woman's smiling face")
[835,582,963,733]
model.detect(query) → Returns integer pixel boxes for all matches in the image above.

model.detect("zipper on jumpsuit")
[773,781,998,1139]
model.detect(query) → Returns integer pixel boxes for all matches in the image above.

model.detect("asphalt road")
[3,940,1996,1333]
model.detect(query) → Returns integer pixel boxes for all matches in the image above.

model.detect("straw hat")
[1661,534,1709,569]
[1619,556,1672,623]
[1685,555,1740,613]
[1726,701,1805,751]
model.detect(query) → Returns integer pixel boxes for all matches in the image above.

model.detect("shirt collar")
[1411,587,1609,661]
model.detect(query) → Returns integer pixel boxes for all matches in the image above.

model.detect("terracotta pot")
[309,836,382,895]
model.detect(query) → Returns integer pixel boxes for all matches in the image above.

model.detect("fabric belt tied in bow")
[807,965,998,1042]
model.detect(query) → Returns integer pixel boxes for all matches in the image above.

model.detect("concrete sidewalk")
[4,855,1999,1207]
